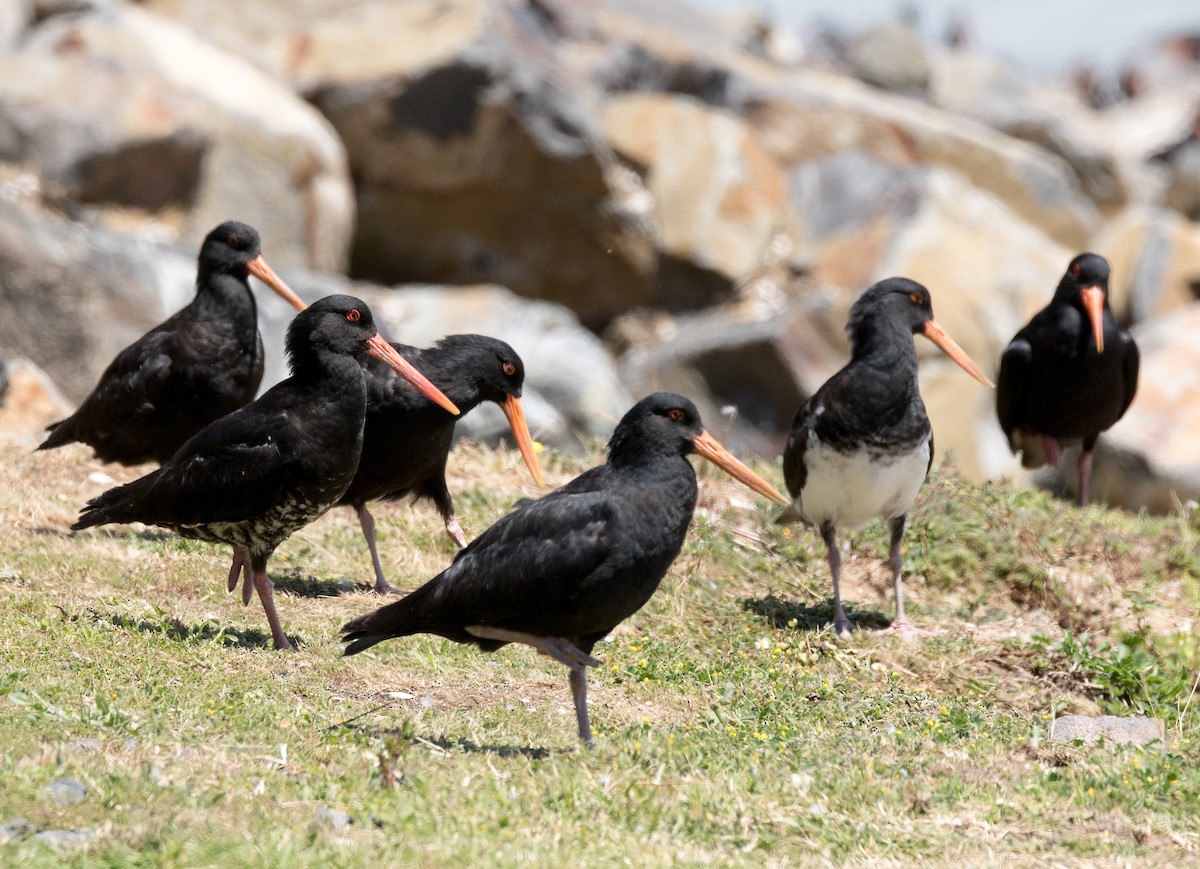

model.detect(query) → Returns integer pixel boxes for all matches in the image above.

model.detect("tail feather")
[71,474,159,531]
[38,418,73,451]
[341,586,431,656]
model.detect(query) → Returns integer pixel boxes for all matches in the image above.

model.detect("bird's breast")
[793,432,930,531]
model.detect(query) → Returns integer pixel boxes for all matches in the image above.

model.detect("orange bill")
[248,255,308,313]
[366,333,460,415]
[921,319,995,389]
[692,430,789,505]
[1079,285,1105,353]
[500,394,545,487]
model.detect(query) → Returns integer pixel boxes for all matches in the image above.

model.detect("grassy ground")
[0,429,1197,867]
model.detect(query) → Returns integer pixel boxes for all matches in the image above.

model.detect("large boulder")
[743,68,1099,251]
[600,93,794,308]
[0,356,73,445]
[0,4,354,270]
[1091,207,1200,324]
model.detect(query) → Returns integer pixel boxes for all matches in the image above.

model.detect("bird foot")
[832,616,855,638]
[445,517,467,549]
[369,578,403,596]
[879,619,937,642]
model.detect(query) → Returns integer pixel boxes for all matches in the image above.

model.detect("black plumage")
[40,221,307,465]
[778,278,993,637]
[73,295,459,650]
[341,392,788,744]
[997,252,1139,506]
[339,334,545,594]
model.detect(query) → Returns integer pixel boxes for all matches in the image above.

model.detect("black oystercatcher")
[997,252,1139,506]
[777,278,993,638]
[73,295,460,651]
[40,221,308,465]
[339,334,545,594]
[341,392,788,744]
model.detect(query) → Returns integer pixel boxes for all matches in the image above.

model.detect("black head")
[286,294,378,368]
[1055,252,1111,352]
[607,393,789,503]
[435,334,525,402]
[846,277,994,387]
[1055,252,1110,300]
[608,392,703,464]
[847,277,936,347]
[198,220,263,277]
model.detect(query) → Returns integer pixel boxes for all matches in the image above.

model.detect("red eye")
[668,408,684,421]
[502,362,516,376]
[226,235,240,248]
[1070,262,1082,278]
[908,291,923,305]
[346,309,361,322]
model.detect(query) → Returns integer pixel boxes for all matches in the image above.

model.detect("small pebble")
[44,778,87,806]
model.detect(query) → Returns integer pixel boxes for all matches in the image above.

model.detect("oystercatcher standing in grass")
[997,252,1139,506]
[338,334,545,594]
[777,278,994,638]
[341,392,788,745]
[73,296,459,651]
[39,221,308,465]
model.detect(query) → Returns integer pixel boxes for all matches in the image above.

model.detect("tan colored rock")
[745,68,1098,250]
[601,93,791,293]
[1092,207,1200,324]
[0,5,353,270]
[0,357,73,444]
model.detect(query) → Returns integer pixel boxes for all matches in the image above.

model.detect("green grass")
[0,437,1197,866]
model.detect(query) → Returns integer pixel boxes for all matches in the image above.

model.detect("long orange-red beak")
[921,319,995,389]
[366,334,460,415]
[1079,285,1105,353]
[247,255,308,313]
[692,430,789,505]
[500,394,545,487]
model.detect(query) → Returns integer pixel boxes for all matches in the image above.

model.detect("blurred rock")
[0,356,73,442]
[1053,303,1200,513]
[618,290,850,456]
[43,778,87,806]
[746,69,1099,250]
[295,0,658,328]
[0,4,353,270]
[1148,113,1200,220]
[601,93,792,307]
[845,20,930,96]
[1050,714,1166,747]
[1092,207,1200,324]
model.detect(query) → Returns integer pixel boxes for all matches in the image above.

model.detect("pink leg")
[249,556,292,651]
[879,516,936,641]
[445,514,467,549]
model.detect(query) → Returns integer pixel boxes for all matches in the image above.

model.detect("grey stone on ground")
[0,818,33,844]
[33,828,96,847]
[313,806,353,830]
[43,777,88,805]
[1050,715,1167,747]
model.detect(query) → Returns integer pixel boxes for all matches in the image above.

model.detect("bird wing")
[996,336,1033,438]
[1119,332,1139,419]
[77,400,308,528]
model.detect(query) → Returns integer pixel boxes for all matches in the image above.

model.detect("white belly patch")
[794,432,930,531]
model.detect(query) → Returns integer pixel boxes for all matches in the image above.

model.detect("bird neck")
[195,272,257,319]
[849,318,919,376]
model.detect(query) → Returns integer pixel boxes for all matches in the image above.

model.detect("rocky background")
[1,0,1198,512]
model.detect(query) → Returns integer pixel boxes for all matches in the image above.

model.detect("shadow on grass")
[272,569,359,599]
[742,594,892,632]
[85,608,293,650]
[334,720,557,759]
